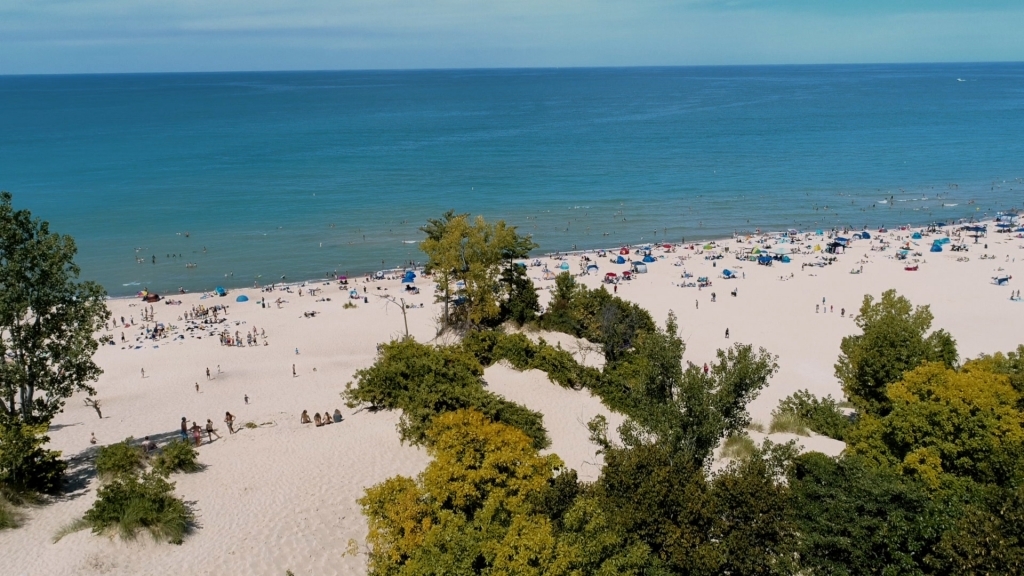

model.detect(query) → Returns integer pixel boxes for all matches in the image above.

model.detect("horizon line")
[3,60,1023,79]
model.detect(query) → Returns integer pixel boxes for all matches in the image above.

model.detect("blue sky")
[1,1,1021,74]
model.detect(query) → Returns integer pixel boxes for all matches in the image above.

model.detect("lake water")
[1,64,1022,295]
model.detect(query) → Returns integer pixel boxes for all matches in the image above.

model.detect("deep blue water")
[1,64,1022,296]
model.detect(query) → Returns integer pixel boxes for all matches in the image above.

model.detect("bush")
[82,471,193,544]
[775,390,851,440]
[0,423,66,496]
[152,440,200,474]
[491,332,538,369]
[94,439,145,480]
[346,338,550,449]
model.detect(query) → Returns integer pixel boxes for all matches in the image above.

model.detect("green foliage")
[0,422,65,495]
[499,264,540,326]
[539,274,656,363]
[934,483,1024,574]
[0,496,18,529]
[462,330,601,392]
[81,470,193,544]
[600,311,683,406]
[970,343,1024,396]
[0,191,110,426]
[774,389,851,440]
[846,361,1024,488]
[419,211,537,329]
[152,440,201,475]
[789,452,949,575]
[721,433,757,460]
[344,338,550,449]
[94,438,145,480]
[836,290,958,417]
[359,410,561,575]
[768,411,809,436]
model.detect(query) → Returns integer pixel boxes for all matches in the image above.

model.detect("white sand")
[3,225,1022,575]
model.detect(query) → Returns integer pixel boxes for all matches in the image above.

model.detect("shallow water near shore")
[2,63,1023,296]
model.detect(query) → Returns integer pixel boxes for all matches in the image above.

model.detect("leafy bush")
[775,390,851,440]
[769,411,810,436]
[0,423,66,496]
[345,338,550,449]
[152,440,200,474]
[94,439,145,480]
[491,332,538,369]
[81,471,193,544]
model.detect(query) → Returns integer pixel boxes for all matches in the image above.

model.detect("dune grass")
[769,411,811,436]
[0,496,19,529]
[65,471,193,545]
[746,419,766,433]
[721,434,757,461]
[94,439,145,480]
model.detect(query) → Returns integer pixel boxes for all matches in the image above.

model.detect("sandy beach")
[3,222,1022,575]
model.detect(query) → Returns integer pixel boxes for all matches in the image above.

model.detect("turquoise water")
[1,64,1022,296]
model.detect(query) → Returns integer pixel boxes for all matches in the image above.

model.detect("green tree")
[846,362,1024,488]
[789,452,949,576]
[498,264,539,326]
[419,213,536,330]
[359,410,562,575]
[0,422,65,495]
[835,290,957,417]
[0,192,109,426]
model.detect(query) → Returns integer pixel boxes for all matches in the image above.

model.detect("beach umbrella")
[235,295,249,302]
[772,245,792,255]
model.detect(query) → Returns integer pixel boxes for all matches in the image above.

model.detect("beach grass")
[0,496,19,529]
[769,412,810,436]
[721,434,757,461]
[746,419,766,433]
[152,440,201,474]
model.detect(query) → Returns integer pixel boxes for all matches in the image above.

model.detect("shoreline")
[108,213,1006,301]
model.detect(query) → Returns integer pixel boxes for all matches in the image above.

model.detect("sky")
[1,0,1022,74]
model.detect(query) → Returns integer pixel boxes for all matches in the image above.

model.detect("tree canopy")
[835,289,957,417]
[0,192,109,426]
[419,212,536,330]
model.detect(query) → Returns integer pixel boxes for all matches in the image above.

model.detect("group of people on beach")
[301,409,343,427]
[180,415,231,447]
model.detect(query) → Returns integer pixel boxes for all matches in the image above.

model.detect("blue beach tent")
[235,295,249,303]
[402,270,416,284]
[642,254,656,263]
[615,255,626,264]
[559,261,570,270]
[215,286,227,297]
[930,243,943,252]
[911,232,922,240]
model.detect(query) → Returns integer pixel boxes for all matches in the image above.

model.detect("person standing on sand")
[725,328,730,339]
[206,419,221,441]
[141,368,146,378]
[180,417,188,441]
[195,382,200,393]
[244,394,249,405]
[292,364,296,377]
[225,412,236,434]
[206,367,211,380]
[190,421,203,446]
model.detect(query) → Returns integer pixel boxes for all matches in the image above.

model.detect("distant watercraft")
[402,240,418,244]
[957,78,966,82]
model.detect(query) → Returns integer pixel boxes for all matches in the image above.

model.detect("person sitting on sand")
[301,410,312,424]
[314,412,322,427]
[323,409,333,425]
[333,409,343,423]
[141,436,156,452]
[90,432,97,445]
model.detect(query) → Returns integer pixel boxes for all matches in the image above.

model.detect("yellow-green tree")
[359,410,563,575]
[847,361,1024,487]
[420,213,535,330]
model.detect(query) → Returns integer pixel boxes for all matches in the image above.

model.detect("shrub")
[461,329,504,366]
[491,332,538,370]
[152,440,200,474]
[346,338,550,449]
[747,420,766,433]
[94,439,145,480]
[81,471,193,544]
[0,496,18,529]
[769,411,810,436]
[343,301,357,309]
[0,423,66,496]
[775,390,851,440]
[245,422,257,429]
[721,434,757,461]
